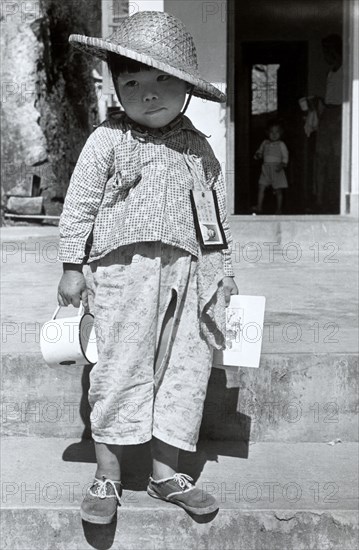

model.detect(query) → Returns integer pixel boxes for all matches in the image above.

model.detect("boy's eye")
[124,80,138,88]
[157,75,171,82]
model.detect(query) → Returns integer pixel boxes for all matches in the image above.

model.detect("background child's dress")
[256,139,289,189]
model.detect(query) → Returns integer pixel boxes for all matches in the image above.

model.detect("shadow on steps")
[62,365,251,492]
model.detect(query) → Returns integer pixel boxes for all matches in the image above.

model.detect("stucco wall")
[165,0,226,83]
[1,0,101,216]
[163,0,227,169]
[1,4,48,195]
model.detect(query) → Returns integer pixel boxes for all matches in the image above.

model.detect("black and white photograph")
[190,188,228,247]
[1,0,358,549]
[201,224,219,242]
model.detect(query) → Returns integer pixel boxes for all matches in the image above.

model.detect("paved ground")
[1,438,358,549]
[2,438,357,510]
[1,225,358,354]
[1,224,358,550]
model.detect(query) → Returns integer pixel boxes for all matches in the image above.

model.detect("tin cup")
[40,305,98,367]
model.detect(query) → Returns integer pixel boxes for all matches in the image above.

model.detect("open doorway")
[233,0,344,215]
[243,41,309,214]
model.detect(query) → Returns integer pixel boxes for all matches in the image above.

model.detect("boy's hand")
[223,276,239,307]
[58,269,88,309]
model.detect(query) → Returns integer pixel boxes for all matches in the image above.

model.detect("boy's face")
[268,126,281,141]
[114,67,189,128]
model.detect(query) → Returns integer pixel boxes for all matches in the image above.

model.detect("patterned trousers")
[84,241,213,452]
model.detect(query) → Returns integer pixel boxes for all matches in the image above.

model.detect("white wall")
[130,0,164,13]
[164,0,226,82]
[349,0,359,214]
[163,0,227,169]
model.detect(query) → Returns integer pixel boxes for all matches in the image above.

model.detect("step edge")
[2,351,359,358]
[1,506,358,513]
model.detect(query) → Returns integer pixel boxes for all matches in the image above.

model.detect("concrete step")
[3,215,358,251]
[1,438,358,549]
[228,215,359,253]
[1,353,358,443]
[202,356,358,443]
[1,225,358,441]
[1,231,358,356]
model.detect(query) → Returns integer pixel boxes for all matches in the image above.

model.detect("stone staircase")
[1,217,358,550]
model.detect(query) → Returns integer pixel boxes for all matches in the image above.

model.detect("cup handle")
[52,304,85,320]
[51,305,62,320]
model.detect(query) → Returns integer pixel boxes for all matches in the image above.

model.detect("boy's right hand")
[57,269,88,309]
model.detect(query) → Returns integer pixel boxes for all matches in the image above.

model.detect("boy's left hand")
[223,276,239,307]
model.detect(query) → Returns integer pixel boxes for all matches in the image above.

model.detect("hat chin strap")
[181,85,194,116]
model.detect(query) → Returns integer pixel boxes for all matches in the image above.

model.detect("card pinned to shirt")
[190,189,228,251]
[214,295,266,369]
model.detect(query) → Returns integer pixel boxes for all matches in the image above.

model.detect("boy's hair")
[107,52,151,77]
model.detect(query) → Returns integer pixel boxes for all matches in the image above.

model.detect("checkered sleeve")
[58,125,115,263]
[202,140,234,277]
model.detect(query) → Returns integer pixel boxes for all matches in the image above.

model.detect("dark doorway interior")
[233,0,343,215]
[237,41,311,214]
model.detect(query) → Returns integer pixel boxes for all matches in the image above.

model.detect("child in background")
[57,11,238,524]
[253,121,289,214]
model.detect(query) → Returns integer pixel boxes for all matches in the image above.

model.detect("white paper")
[214,295,266,369]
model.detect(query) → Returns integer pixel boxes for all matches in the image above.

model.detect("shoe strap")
[90,476,122,502]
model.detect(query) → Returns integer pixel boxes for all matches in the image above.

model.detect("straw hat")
[69,11,226,103]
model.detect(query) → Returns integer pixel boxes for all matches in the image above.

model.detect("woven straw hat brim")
[69,34,226,103]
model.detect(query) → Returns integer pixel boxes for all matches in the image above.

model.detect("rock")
[44,200,63,216]
[24,147,48,167]
[6,174,34,197]
[6,196,43,215]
